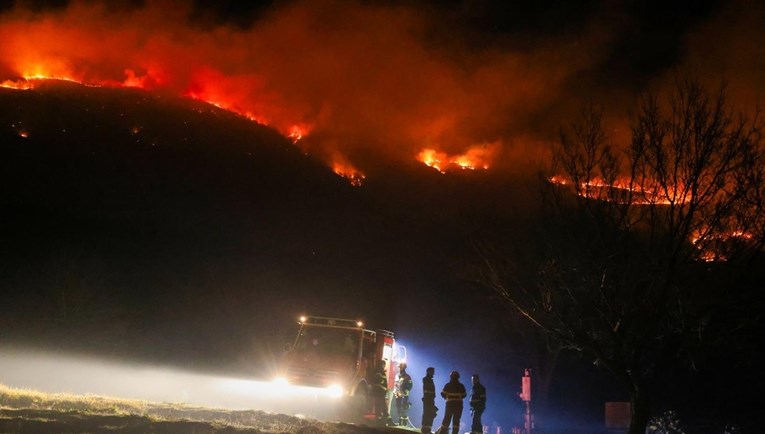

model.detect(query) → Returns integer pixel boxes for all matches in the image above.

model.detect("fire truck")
[277,315,405,420]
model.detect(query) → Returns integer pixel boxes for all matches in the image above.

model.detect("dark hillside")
[0,81,526,375]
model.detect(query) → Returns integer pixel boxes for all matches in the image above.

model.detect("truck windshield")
[294,326,360,357]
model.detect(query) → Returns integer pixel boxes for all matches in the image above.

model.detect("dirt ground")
[0,407,413,434]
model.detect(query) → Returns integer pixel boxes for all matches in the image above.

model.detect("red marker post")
[520,369,532,434]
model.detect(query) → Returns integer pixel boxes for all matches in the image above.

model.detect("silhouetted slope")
[0,81,526,371]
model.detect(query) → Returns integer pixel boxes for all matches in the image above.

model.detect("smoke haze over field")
[2,0,762,175]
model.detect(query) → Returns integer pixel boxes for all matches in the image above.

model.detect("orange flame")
[417,149,449,173]
[550,175,756,261]
[548,175,692,205]
[0,1,581,182]
[417,142,498,173]
[1,79,34,90]
[288,124,309,144]
[331,153,365,187]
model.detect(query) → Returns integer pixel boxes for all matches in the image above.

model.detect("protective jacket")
[440,379,467,403]
[469,382,486,410]
[421,373,438,434]
[371,367,388,397]
[395,371,413,397]
[438,378,466,434]
[422,374,436,403]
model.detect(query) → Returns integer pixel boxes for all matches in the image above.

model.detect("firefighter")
[437,371,467,434]
[370,359,391,425]
[394,362,413,426]
[469,374,487,434]
[421,366,438,434]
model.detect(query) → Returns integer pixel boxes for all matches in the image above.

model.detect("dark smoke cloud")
[677,0,765,108]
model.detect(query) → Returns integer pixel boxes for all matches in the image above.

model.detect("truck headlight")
[326,384,343,398]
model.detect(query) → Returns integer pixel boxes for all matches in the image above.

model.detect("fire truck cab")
[278,315,404,419]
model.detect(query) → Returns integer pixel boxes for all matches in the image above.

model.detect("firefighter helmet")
[450,370,460,379]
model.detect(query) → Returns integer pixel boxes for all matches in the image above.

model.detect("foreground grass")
[0,383,393,434]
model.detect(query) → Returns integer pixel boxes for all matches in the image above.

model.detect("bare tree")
[473,77,765,434]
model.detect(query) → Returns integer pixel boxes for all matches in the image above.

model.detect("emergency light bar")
[297,315,365,329]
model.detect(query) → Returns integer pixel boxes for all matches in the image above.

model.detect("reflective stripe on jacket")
[423,375,436,399]
[440,380,466,402]
[470,382,486,408]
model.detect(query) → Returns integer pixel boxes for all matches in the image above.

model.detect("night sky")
[1,0,764,432]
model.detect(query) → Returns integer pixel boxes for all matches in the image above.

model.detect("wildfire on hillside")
[332,158,366,187]
[1,0,762,189]
[1,78,34,90]
[0,1,590,185]
[548,175,692,205]
[548,175,758,262]
[417,143,497,173]
[287,125,308,144]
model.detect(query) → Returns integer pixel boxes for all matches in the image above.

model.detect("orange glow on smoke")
[121,68,168,89]
[0,0,608,183]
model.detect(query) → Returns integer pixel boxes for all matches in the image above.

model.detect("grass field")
[0,383,398,434]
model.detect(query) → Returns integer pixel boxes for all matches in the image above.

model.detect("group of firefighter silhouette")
[279,316,493,432]
[370,362,487,434]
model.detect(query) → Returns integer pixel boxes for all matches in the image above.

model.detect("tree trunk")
[531,349,558,430]
[628,384,650,434]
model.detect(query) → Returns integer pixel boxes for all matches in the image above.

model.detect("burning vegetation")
[2,1,763,190]
[473,78,765,434]
[0,0,637,185]
[548,80,765,264]
[417,143,498,173]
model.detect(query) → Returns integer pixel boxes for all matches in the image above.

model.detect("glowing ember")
[691,230,753,245]
[550,176,757,262]
[548,175,692,205]
[548,175,569,185]
[691,229,754,261]
[332,158,366,187]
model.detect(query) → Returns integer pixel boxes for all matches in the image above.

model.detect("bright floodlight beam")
[0,347,346,419]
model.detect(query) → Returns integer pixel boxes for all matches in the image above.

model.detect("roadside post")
[520,369,532,434]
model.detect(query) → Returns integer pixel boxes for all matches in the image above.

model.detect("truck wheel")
[350,382,369,422]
